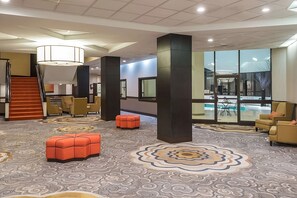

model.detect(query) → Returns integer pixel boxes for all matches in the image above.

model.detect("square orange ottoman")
[46,133,101,162]
[116,115,140,129]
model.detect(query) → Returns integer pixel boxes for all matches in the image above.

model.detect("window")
[120,79,127,99]
[139,77,156,101]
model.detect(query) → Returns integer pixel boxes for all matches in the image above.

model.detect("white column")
[192,52,205,115]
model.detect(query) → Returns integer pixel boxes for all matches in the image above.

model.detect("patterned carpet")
[1,114,297,197]
[194,123,257,133]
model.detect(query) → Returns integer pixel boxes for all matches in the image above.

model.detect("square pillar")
[76,66,90,99]
[101,56,120,121]
[157,34,192,143]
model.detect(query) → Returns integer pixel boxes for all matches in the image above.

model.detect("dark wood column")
[157,33,192,143]
[30,54,37,77]
[76,66,89,99]
[101,56,120,121]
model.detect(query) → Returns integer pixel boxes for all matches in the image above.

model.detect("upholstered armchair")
[46,97,62,116]
[87,96,101,114]
[269,121,297,146]
[61,96,73,113]
[255,101,295,132]
[70,97,88,117]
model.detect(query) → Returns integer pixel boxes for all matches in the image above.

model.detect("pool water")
[204,103,246,111]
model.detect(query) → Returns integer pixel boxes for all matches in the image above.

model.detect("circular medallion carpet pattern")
[131,143,251,174]
[194,123,257,133]
[55,125,96,133]
[41,116,102,124]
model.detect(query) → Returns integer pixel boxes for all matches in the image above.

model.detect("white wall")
[272,48,287,101]
[286,41,297,103]
[120,58,157,97]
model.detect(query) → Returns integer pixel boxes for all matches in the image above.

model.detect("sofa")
[70,97,88,117]
[46,97,62,116]
[61,96,73,113]
[87,96,101,114]
[269,121,297,146]
[255,101,294,132]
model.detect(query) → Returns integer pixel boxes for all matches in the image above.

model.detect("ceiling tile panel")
[225,11,262,21]
[24,0,57,11]
[155,18,184,26]
[200,0,241,7]
[160,0,197,11]
[273,0,295,6]
[146,8,177,18]
[84,8,115,18]
[184,3,221,14]
[92,0,128,11]
[248,3,286,14]
[169,12,198,21]
[225,0,267,12]
[189,15,219,24]
[58,0,95,6]
[133,15,163,24]
[120,3,154,15]
[206,7,242,18]
[132,0,168,7]
[110,12,140,21]
[56,4,88,15]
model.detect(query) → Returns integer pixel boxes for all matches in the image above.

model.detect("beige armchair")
[61,96,73,113]
[87,96,101,114]
[269,121,297,146]
[46,97,62,116]
[70,97,88,117]
[255,101,294,132]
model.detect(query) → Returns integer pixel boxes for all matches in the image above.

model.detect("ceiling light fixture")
[280,33,297,47]
[123,60,127,63]
[208,38,214,42]
[197,6,206,13]
[1,0,10,3]
[262,8,270,13]
[37,45,84,66]
[252,57,258,61]
[288,0,297,12]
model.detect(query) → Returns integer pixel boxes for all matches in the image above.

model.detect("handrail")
[35,64,46,102]
[5,61,11,103]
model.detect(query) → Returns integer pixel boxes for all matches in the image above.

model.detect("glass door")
[215,75,239,123]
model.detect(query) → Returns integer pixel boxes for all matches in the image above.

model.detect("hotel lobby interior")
[1,0,297,197]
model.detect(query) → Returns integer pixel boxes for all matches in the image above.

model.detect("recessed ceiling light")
[288,0,297,12]
[91,68,94,70]
[123,60,126,63]
[1,0,10,3]
[262,8,270,13]
[208,38,214,42]
[197,6,206,13]
[252,57,258,61]
[95,66,99,69]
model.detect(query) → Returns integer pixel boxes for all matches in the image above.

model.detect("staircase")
[9,77,43,121]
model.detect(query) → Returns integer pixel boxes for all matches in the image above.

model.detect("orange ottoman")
[116,115,140,129]
[46,133,101,162]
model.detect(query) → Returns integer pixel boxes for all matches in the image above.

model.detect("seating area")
[255,101,295,132]
[46,96,101,117]
[269,121,297,146]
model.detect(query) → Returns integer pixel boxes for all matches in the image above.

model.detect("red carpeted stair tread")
[9,77,44,121]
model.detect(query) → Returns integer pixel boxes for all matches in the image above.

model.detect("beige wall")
[286,41,297,104]
[0,52,30,76]
[272,48,287,101]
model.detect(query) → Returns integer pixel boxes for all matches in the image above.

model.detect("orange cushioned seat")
[46,133,101,162]
[116,115,140,129]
